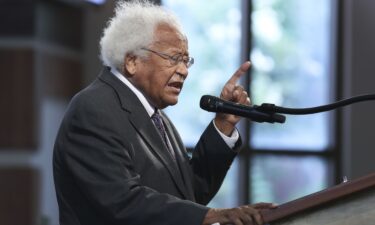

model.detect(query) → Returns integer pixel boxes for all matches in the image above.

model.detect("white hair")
[100,0,184,70]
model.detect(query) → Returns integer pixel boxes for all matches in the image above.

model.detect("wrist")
[202,208,220,225]
[214,116,235,136]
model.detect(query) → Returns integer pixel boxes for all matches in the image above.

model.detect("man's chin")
[159,97,178,109]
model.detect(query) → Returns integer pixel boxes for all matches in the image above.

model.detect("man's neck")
[110,67,155,117]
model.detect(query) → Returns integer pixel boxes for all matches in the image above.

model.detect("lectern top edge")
[261,172,375,223]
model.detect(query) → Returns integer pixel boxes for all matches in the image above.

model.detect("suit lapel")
[162,113,196,201]
[98,68,189,199]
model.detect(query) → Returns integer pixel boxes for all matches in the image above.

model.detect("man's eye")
[171,55,182,61]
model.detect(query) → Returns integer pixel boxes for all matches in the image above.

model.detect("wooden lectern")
[260,172,375,225]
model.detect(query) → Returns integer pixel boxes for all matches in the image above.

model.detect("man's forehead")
[153,24,188,48]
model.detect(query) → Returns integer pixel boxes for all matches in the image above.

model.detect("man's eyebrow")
[170,49,189,56]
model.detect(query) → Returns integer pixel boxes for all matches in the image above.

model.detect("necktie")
[151,111,176,160]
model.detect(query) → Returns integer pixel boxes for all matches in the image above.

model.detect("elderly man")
[53,1,275,225]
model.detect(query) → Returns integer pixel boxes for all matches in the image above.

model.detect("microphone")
[200,95,286,123]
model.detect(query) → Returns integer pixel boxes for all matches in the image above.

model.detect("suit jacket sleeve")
[54,94,209,225]
[191,122,240,205]
[164,114,241,206]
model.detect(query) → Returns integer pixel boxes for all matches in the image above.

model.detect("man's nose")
[176,62,189,78]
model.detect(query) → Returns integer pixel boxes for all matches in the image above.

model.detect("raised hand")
[214,61,252,136]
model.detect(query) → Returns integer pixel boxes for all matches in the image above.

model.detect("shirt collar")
[110,67,156,117]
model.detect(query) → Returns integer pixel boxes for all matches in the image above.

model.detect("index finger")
[226,61,251,85]
[253,202,278,209]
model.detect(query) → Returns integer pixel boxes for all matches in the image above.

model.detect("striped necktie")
[151,111,176,160]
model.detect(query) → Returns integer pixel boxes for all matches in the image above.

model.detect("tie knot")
[152,110,160,117]
[151,111,164,127]
[152,111,162,121]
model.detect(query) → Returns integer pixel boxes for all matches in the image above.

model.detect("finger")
[242,206,261,225]
[232,85,245,100]
[235,96,251,106]
[220,83,236,100]
[242,214,253,225]
[234,207,253,225]
[221,85,246,102]
[226,61,251,85]
[252,213,263,225]
[246,96,251,105]
[232,218,244,225]
[253,202,278,209]
[237,91,249,105]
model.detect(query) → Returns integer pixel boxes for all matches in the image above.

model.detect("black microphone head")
[200,95,220,112]
[200,95,286,123]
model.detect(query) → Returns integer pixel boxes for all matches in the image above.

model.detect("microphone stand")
[254,94,375,115]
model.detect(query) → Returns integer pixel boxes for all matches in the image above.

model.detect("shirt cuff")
[212,120,239,149]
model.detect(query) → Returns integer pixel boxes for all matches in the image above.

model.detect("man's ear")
[123,54,138,77]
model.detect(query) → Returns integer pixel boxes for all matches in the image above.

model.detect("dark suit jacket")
[53,67,241,225]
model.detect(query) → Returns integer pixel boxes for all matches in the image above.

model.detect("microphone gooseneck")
[254,94,375,115]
